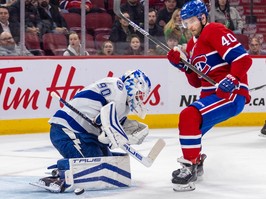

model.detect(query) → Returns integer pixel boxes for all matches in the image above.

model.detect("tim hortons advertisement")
[0,57,265,121]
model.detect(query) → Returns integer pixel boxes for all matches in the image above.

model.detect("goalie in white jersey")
[49,69,151,158]
[33,69,151,193]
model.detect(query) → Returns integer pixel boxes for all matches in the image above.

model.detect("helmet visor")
[181,16,200,28]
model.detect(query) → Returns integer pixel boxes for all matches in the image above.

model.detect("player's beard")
[194,24,204,38]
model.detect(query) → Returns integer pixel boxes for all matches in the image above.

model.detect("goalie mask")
[121,70,151,119]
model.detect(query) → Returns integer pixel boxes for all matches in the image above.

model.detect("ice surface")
[0,127,265,199]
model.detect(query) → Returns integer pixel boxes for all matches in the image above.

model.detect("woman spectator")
[124,34,144,55]
[214,0,244,34]
[98,40,116,55]
[109,12,136,55]
[164,8,192,46]
[63,31,89,56]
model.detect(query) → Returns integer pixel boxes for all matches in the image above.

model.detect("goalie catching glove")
[98,102,149,149]
[122,118,148,145]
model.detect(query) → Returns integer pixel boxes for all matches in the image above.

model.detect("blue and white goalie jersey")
[49,77,130,136]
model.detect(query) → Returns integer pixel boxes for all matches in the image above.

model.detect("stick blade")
[145,138,166,167]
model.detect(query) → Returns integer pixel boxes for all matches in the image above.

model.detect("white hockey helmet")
[121,69,151,119]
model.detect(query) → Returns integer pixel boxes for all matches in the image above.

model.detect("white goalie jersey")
[49,77,130,136]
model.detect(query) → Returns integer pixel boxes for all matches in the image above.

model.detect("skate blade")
[258,133,266,137]
[173,182,195,192]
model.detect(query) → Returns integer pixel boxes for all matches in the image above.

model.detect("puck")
[74,188,85,195]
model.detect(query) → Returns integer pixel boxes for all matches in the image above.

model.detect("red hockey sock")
[178,106,202,164]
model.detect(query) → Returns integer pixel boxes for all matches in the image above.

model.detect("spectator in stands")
[141,0,186,9]
[63,31,89,56]
[0,0,16,6]
[213,0,244,34]
[109,12,136,55]
[0,31,33,56]
[155,32,178,55]
[164,8,192,47]
[148,8,164,53]
[202,0,211,12]
[156,0,177,27]
[37,0,68,35]
[59,0,93,15]
[0,6,20,43]
[120,0,144,28]
[124,34,144,55]
[9,0,42,36]
[98,40,116,56]
[248,36,266,55]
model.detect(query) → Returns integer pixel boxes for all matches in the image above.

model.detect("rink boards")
[0,56,265,134]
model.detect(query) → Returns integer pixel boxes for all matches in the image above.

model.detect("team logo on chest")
[192,55,211,74]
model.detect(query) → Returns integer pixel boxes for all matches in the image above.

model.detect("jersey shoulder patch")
[116,79,124,91]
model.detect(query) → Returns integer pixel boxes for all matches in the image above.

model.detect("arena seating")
[25,32,44,56]
[42,33,68,56]
[232,0,266,49]
[61,12,82,32]
[85,12,113,36]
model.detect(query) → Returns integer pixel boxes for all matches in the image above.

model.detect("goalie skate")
[30,177,65,193]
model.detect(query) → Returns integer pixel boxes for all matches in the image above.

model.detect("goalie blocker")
[30,153,131,193]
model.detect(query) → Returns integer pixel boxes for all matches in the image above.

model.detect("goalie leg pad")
[58,154,131,192]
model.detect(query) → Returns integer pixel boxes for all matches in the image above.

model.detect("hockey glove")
[122,119,149,145]
[167,48,189,72]
[216,74,239,99]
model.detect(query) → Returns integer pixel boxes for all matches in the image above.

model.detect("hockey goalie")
[30,70,153,193]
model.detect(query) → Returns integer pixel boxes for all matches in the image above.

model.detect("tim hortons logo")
[0,65,161,110]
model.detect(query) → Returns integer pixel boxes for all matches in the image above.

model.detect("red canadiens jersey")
[59,0,92,10]
[185,22,252,103]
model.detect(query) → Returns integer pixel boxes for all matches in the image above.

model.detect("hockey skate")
[30,177,65,193]
[172,154,207,192]
[259,120,266,137]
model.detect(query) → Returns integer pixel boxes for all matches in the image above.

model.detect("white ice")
[0,127,265,199]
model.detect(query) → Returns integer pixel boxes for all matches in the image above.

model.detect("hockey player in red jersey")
[167,0,252,191]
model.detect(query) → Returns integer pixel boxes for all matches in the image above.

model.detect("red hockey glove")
[167,49,188,72]
[216,74,240,99]
[167,49,180,64]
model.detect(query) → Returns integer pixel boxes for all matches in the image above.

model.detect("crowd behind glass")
[0,0,264,56]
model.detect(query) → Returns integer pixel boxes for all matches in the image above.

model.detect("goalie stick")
[50,91,166,167]
[113,0,217,87]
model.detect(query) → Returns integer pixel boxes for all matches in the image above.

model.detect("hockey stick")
[113,0,217,86]
[51,91,99,128]
[50,91,165,167]
[249,84,266,92]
